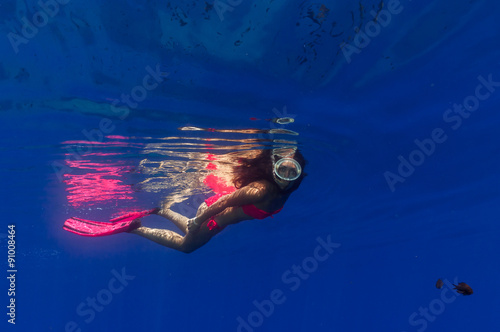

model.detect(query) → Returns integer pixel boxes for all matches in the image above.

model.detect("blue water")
[1,0,500,331]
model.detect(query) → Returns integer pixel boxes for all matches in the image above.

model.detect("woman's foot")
[126,218,142,233]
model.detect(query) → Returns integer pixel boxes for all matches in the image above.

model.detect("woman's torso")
[215,180,289,228]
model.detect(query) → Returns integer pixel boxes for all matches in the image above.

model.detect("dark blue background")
[1,0,499,331]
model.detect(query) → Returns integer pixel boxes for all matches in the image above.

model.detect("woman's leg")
[155,202,208,234]
[130,218,218,254]
[130,226,187,252]
[155,208,189,234]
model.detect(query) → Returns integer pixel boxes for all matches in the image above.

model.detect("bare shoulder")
[247,180,273,190]
[246,180,278,198]
[246,180,287,211]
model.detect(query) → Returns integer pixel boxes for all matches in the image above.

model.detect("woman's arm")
[188,184,269,231]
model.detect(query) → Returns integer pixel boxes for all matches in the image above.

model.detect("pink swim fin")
[63,208,158,237]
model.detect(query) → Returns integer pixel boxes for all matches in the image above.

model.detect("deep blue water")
[1,0,500,331]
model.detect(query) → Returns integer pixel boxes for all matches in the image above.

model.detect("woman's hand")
[187,217,201,232]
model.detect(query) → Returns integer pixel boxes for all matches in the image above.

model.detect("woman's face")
[272,150,301,190]
[272,158,298,190]
[276,159,300,179]
[274,176,292,190]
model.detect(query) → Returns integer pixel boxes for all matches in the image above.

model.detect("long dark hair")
[232,149,307,193]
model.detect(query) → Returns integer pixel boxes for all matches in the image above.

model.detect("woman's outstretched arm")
[189,183,269,231]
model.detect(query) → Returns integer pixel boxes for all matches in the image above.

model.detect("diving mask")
[273,157,302,181]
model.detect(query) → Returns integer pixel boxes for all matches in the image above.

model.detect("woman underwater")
[130,148,306,253]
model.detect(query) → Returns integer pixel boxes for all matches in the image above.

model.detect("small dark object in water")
[453,282,473,295]
[436,279,444,289]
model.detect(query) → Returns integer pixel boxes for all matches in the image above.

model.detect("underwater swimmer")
[130,148,306,253]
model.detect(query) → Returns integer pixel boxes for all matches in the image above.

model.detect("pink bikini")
[202,154,282,231]
[204,193,283,230]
